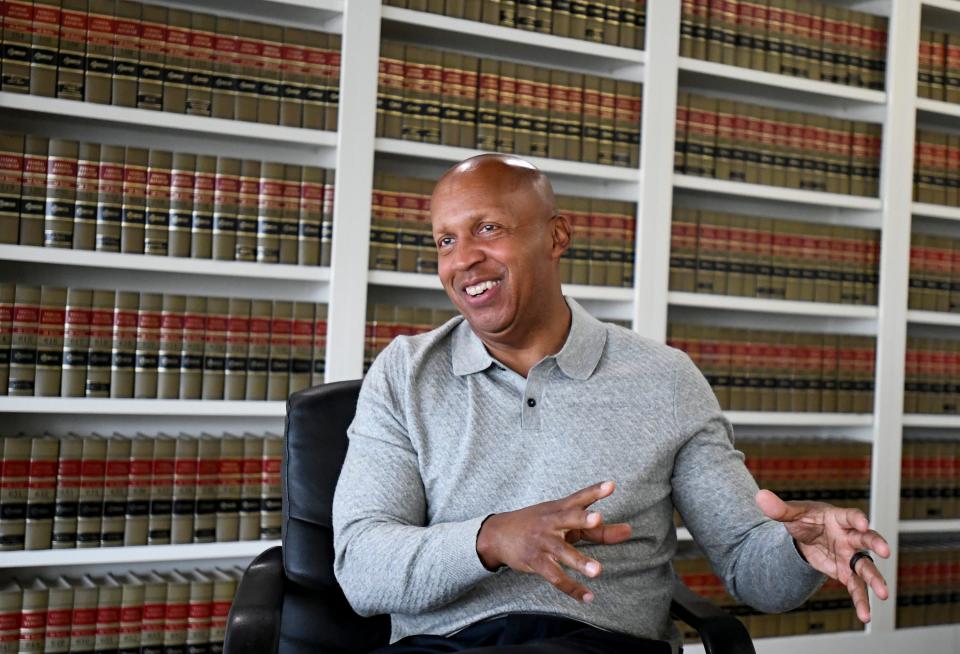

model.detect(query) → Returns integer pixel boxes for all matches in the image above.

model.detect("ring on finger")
[849,550,873,575]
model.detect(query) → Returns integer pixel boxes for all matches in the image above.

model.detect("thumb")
[755,489,805,523]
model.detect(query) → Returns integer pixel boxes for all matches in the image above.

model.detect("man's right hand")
[475,480,632,603]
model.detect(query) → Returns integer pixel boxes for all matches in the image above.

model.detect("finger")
[562,480,616,509]
[551,540,603,579]
[833,507,871,533]
[755,489,807,523]
[536,557,594,603]
[554,507,604,531]
[580,523,633,545]
[845,569,872,623]
[854,557,889,600]
[845,530,891,559]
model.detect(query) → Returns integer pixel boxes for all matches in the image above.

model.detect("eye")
[479,223,498,234]
[437,236,454,250]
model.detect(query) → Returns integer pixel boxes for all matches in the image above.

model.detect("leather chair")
[223,380,756,654]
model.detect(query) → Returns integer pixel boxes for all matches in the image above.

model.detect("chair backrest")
[280,380,391,653]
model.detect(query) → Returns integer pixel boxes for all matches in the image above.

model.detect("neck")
[479,292,571,378]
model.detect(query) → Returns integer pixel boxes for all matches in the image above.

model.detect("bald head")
[432,154,556,222]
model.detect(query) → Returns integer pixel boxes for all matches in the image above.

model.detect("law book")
[320,169,335,267]
[223,298,250,401]
[156,294,185,400]
[75,434,106,548]
[0,283,13,395]
[376,41,405,139]
[146,435,174,545]
[311,303,327,387]
[186,12,216,117]
[23,435,58,550]
[54,0,86,101]
[211,16,239,120]
[191,154,216,259]
[42,138,79,248]
[133,292,162,399]
[135,571,167,654]
[244,300,270,401]
[212,157,240,261]
[34,285,66,397]
[178,295,206,400]
[234,20,261,123]
[323,33,341,131]
[201,297,228,400]
[0,132,23,245]
[120,146,148,254]
[136,3,166,111]
[94,143,124,253]
[110,572,143,654]
[259,434,282,540]
[112,0,140,107]
[419,46,443,144]
[192,435,219,544]
[65,575,98,652]
[144,149,172,256]
[266,301,292,401]
[109,290,139,399]
[288,301,313,396]
[71,142,99,250]
[279,27,308,128]
[1,0,33,94]
[122,434,152,546]
[440,51,464,147]
[946,32,960,104]
[100,435,130,547]
[495,59,518,153]
[19,135,48,246]
[516,0,536,30]
[297,165,322,266]
[158,571,190,654]
[549,70,579,162]
[399,45,425,142]
[764,0,785,76]
[669,207,698,292]
[233,158,259,262]
[179,570,212,652]
[0,436,30,550]
[215,435,242,543]
[171,435,198,545]
[530,67,551,158]
[238,435,262,541]
[279,163,301,264]
[43,577,73,653]
[83,289,113,397]
[84,0,114,104]
[395,177,418,273]
[168,152,196,258]
[28,0,60,97]
[207,569,237,653]
[475,56,499,150]
[257,24,283,126]
[52,442,83,547]
[301,30,330,131]
[82,575,122,651]
[17,578,48,652]
[8,284,41,396]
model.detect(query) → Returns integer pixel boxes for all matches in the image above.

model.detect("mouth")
[462,278,502,298]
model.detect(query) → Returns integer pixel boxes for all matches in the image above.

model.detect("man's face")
[431,175,559,338]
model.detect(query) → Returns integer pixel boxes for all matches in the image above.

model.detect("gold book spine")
[476,57,499,150]
[212,157,240,261]
[256,161,282,263]
[256,24,283,125]
[201,297,228,400]
[0,283,14,395]
[191,154,216,259]
[147,436,175,544]
[30,0,60,97]
[34,285,67,397]
[311,303,327,387]
[84,0,114,104]
[144,150,172,256]
[8,284,41,396]
[73,142,99,250]
[178,295,206,400]
[321,169,335,267]
[136,4,166,111]
[162,8,191,114]
[259,434,282,539]
[235,20,261,123]
[112,1,140,108]
[132,292,162,399]
[171,436,198,545]
[194,436,220,543]
[19,135,49,246]
[266,301,292,401]
[186,12,216,117]
[2,0,33,94]
[279,163,301,264]
[237,159,264,262]
[56,0,86,101]
[0,132,23,244]
[120,146,148,255]
[289,301,314,395]
[244,300,271,401]
[377,41,406,139]
[216,435,242,542]
[224,298,251,401]
[43,138,79,248]
[212,16,239,120]
[75,435,106,547]
[168,152,196,258]
[156,294,186,400]
[238,436,263,540]
[122,436,152,546]
[279,27,308,128]
[95,144,124,252]
[84,289,113,396]
[100,436,131,546]
[324,34,341,131]
[298,166,323,266]
[302,30,330,131]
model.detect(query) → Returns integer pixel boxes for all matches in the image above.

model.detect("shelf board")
[678,57,886,105]
[677,527,692,541]
[0,92,337,147]
[906,309,960,327]
[724,412,873,427]
[0,397,287,416]
[375,138,641,184]
[0,245,332,283]
[901,414,960,428]
[899,519,960,534]
[916,97,960,120]
[0,540,280,569]
[367,270,633,302]
[922,0,960,14]
[912,201,960,222]
[673,175,882,210]
[381,7,644,70]
[669,292,878,319]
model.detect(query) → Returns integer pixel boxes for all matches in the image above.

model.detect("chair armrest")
[670,579,756,654]
[224,546,284,654]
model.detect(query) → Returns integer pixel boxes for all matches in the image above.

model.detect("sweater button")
[527,398,536,407]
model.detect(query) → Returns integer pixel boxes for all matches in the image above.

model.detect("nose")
[450,235,485,273]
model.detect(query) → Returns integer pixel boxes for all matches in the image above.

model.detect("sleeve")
[332,342,496,616]
[669,350,826,613]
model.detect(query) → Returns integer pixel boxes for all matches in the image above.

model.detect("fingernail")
[585,561,600,576]
[600,481,612,493]
[587,511,600,525]
[583,592,594,604]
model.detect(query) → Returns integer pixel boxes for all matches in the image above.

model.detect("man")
[332,154,889,653]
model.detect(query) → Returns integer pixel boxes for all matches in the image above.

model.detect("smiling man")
[332,154,890,654]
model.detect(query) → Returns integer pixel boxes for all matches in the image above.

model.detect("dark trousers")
[371,613,672,653]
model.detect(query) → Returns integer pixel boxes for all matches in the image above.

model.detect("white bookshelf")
[899,519,960,533]
[2,0,955,650]
[0,541,281,568]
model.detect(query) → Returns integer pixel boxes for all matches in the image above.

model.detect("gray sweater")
[332,299,825,651]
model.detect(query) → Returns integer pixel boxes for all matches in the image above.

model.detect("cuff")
[779,525,826,584]
[438,515,502,588]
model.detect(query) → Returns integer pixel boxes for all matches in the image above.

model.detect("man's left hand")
[756,489,890,624]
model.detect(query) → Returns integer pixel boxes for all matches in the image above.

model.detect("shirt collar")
[450,297,607,380]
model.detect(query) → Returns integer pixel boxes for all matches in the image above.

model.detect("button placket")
[521,364,548,431]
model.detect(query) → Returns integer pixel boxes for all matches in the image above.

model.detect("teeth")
[465,280,500,297]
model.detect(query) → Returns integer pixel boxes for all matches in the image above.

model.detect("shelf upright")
[324,0,383,382]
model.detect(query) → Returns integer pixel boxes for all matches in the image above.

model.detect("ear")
[550,213,571,260]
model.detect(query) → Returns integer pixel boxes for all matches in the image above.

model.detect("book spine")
[137,574,165,653]
[0,133,23,244]
[0,284,14,395]
[8,284,41,396]
[266,301,292,401]
[2,0,34,94]
[171,437,198,545]
[84,0,115,104]
[144,150,172,256]
[123,437,152,546]
[256,162,283,263]
[94,144,123,253]
[55,0,85,101]
[243,301,270,401]
[223,298,250,401]
[112,0,140,107]
[168,153,196,258]
[279,163,301,265]
[297,166,322,266]
[0,437,30,550]
[191,155,216,259]
[136,4,166,111]
[100,437,131,546]
[19,135,48,246]
[185,573,212,652]
[279,27,307,128]
[93,582,122,652]
[34,285,66,397]
[133,292,162,399]
[120,146,148,255]
[194,438,219,543]
[301,30,328,131]
[201,297,228,401]
[211,16,238,120]
[256,24,283,126]
[157,294,185,400]
[161,573,190,654]
[43,138,79,248]
[186,12,215,117]
[29,0,60,97]
[311,303,327,387]
[73,141,100,250]
[476,56,498,150]
[323,34,341,131]
[178,296,206,400]
[321,169,335,267]
[76,436,106,547]
[238,437,262,541]
[215,437,242,542]
[234,20,261,123]
[233,158,259,263]
[83,289,113,396]
[147,439,174,545]
[45,581,74,650]
[259,435,281,540]
[289,301,314,396]
[109,290,139,399]
[212,157,240,261]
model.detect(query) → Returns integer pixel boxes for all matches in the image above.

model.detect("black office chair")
[223,380,755,654]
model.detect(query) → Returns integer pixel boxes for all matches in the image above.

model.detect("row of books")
[680,0,887,90]
[0,433,281,552]
[384,0,646,49]
[904,337,960,416]
[0,566,241,653]
[909,232,960,314]
[377,41,643,166]
[897,538,960,629]
[913,128,960,208]
[670,208,880,305]
[739,437,871,515]
[556,194,637,288]
[675,92,882,197]
[917,28,960,105]
[901,438,960,521]
[0,284,329,400]
[364,303,458,372]
[0,133,336,265]
[667,324,876,414]
[674,542,861,641]
[1,0,341,129]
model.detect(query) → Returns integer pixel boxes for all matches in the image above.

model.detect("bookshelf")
[1,0,958,651]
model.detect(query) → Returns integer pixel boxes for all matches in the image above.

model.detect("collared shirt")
[333,298,824,652]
